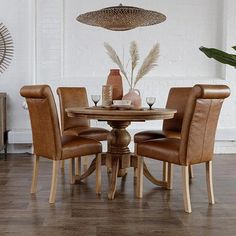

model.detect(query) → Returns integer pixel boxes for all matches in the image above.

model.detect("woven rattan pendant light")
[76,4,166,31]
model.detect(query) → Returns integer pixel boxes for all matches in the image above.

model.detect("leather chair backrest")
[57,87,90,132]
[179,84,230,165]
[20,85,62,160]
[163,87,191,132]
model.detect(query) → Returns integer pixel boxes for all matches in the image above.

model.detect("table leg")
[118,168,127,177]
[108,157,119,200]
[77,158,96,181]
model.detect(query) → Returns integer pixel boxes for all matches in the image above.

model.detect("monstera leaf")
[199,46,236,68]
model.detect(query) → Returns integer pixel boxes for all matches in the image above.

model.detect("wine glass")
[146,97,156,110]
[91,95,101,107]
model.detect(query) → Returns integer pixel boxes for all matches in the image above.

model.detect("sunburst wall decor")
[0,23,14,73]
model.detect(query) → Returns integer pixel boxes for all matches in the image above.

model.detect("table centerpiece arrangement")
[104,41,160,108]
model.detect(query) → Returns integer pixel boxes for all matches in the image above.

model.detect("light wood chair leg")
[134,144,138,178]
[136,156,143,198]
[167,163,173,189]
[49,160,59,204]
[75,157,81,177]
[96,153,102,194]
[189,165,194,179]
[163,161,168,182]
[60,160,65,169]
[83,156,89,172]
[206,161,215,204]
[106,142,112,174]
[182,166,192,213]
[31,155,40,194]
[69,158,75,184]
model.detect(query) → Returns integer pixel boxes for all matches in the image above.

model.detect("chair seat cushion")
[134,130,181,143]
[61,135,102,160]
[137,138,180,165]
[63,127,109,141]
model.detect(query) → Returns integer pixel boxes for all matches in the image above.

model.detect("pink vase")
[106,69,123,100]
[122,89,142,108]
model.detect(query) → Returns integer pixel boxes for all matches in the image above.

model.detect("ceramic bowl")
[113,100,132,106]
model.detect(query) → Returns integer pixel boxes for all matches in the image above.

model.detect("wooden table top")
[66,106,177,121]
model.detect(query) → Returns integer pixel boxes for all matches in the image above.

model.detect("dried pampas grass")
[104,42,131,87]
[104,41,159,89]
[134,43,159,87]
[129,41,139,88]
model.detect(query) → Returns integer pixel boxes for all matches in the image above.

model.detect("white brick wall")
[0,0,235,153]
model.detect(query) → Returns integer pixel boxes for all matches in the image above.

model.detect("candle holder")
[102,85,113,107]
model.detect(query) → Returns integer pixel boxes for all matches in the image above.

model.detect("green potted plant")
[199,46,236,68]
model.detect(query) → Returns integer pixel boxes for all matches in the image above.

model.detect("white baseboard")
[5,144,33,154]
[8,129,32,144]
[214,141,236,154]
[7,129,236,154]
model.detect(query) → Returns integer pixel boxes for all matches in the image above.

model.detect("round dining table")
[66,106,177,200]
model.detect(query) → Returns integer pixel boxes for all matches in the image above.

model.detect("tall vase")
[106,69,123,100]
[122,89,142,108]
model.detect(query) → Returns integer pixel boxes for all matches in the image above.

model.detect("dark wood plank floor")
[0,153,236,235]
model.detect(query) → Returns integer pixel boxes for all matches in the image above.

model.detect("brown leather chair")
[136,84,230,213]
[134,87,192,180]
[20,85,102,204]
[57,87,109,174]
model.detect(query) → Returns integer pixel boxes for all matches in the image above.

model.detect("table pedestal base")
[77,153,168,199]
[106,121,131,200]
[67,106,177,199]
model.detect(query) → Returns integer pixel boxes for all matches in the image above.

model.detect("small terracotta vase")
[106,69,123,100]
[122,89,142,108]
